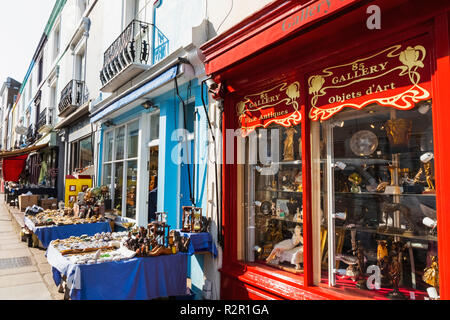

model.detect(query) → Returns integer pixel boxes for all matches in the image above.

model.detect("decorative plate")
[350,130,378,156]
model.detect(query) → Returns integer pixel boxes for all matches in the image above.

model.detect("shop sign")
[308,37,432,121]
[236,81,302,137]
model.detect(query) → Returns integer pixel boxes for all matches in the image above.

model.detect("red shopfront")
[201,0,450,300]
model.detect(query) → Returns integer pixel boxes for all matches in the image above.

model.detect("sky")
[0,0,56,87]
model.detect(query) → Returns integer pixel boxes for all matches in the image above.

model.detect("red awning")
[2,154,28,182]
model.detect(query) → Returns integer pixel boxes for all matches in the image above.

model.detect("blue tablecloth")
[179,231,217,257]
[47,244,188,300]
[24,216,111,248]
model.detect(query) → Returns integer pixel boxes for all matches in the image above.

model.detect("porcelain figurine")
[266,225,303,268]
[423,256,439,290]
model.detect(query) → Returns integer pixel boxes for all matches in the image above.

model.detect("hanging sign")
[236,81,302,137]
[308,36,432,121]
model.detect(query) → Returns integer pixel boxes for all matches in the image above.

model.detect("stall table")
[179,232,218,257]
[46,244,188,300]
[24,216,112,248]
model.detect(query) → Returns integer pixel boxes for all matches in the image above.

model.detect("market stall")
[47,215,192,300]
[23,186,113,248]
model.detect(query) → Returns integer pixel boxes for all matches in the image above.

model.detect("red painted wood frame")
[207,0,450,300]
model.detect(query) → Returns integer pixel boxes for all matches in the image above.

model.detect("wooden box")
[18,195,40,212]
[40,198,58,210]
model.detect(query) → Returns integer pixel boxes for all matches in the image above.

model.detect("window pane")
[115,126,125,160]
[244,124,304,276]
[127,120,139,158]
[150,114,159,141]
[102,164,112,187]
[149,146,158,191]
[80,136,93,168]
[70,141,79,173]
[126,160,138,219]
[114,162,124,214]
[104,131,113,162]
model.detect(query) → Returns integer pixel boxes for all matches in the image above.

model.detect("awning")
[0,130,52,159]
[0,142,48,159]
[90,64,179,123]
[2,154,28,182]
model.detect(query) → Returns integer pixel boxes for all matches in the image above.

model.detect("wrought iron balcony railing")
[37,110,47,129]
[99,20,169,90]
[26,125,35,143]
[37,109,53,132]
[58,80,85,117]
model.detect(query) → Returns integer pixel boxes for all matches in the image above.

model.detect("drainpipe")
[152,0,162,65]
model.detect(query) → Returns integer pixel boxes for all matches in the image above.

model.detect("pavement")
[0,195,63,300]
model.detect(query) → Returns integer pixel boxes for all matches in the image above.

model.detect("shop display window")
[312,101,438,299]
[102,119,140,220]
[243,124,304,275]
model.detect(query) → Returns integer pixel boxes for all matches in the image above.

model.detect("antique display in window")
[309,36,438,299]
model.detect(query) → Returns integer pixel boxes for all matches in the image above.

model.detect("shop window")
[243,124,304,275]
[102,119,140,220]
[148,113,160,222]
[70,135,93,173]
[314,101,437,299]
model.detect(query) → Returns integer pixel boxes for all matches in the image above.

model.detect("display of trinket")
[51,231,128,256]
[123,214,190,257]
[181,207,204,233]
[386,241,407,300]
[27,209,106,227]
[266,225,303,270]
[378,202,419,235]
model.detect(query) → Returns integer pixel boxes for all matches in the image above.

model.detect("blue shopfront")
[90,63,211,298]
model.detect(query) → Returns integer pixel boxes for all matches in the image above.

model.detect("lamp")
[142,100,157,111]
[104,120,114,127]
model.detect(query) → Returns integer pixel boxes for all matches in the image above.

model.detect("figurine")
[423,256,439,291]
[266,225,303,269]
[377,240,390,286]
[414,152,435,194]
[348,172,362,193]
[379,202,418,235]
[283,127,297,161]
[386,241,407,300]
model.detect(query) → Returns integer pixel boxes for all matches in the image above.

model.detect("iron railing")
[100,19,169,86]
[37,110,47,129]
[58,80,85,115]
[37,109,53,130]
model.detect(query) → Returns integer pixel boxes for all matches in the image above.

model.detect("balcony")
[99,20,169,93]
[37,109,53,134]
[26,125,36,143]
[58,80,86,118]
